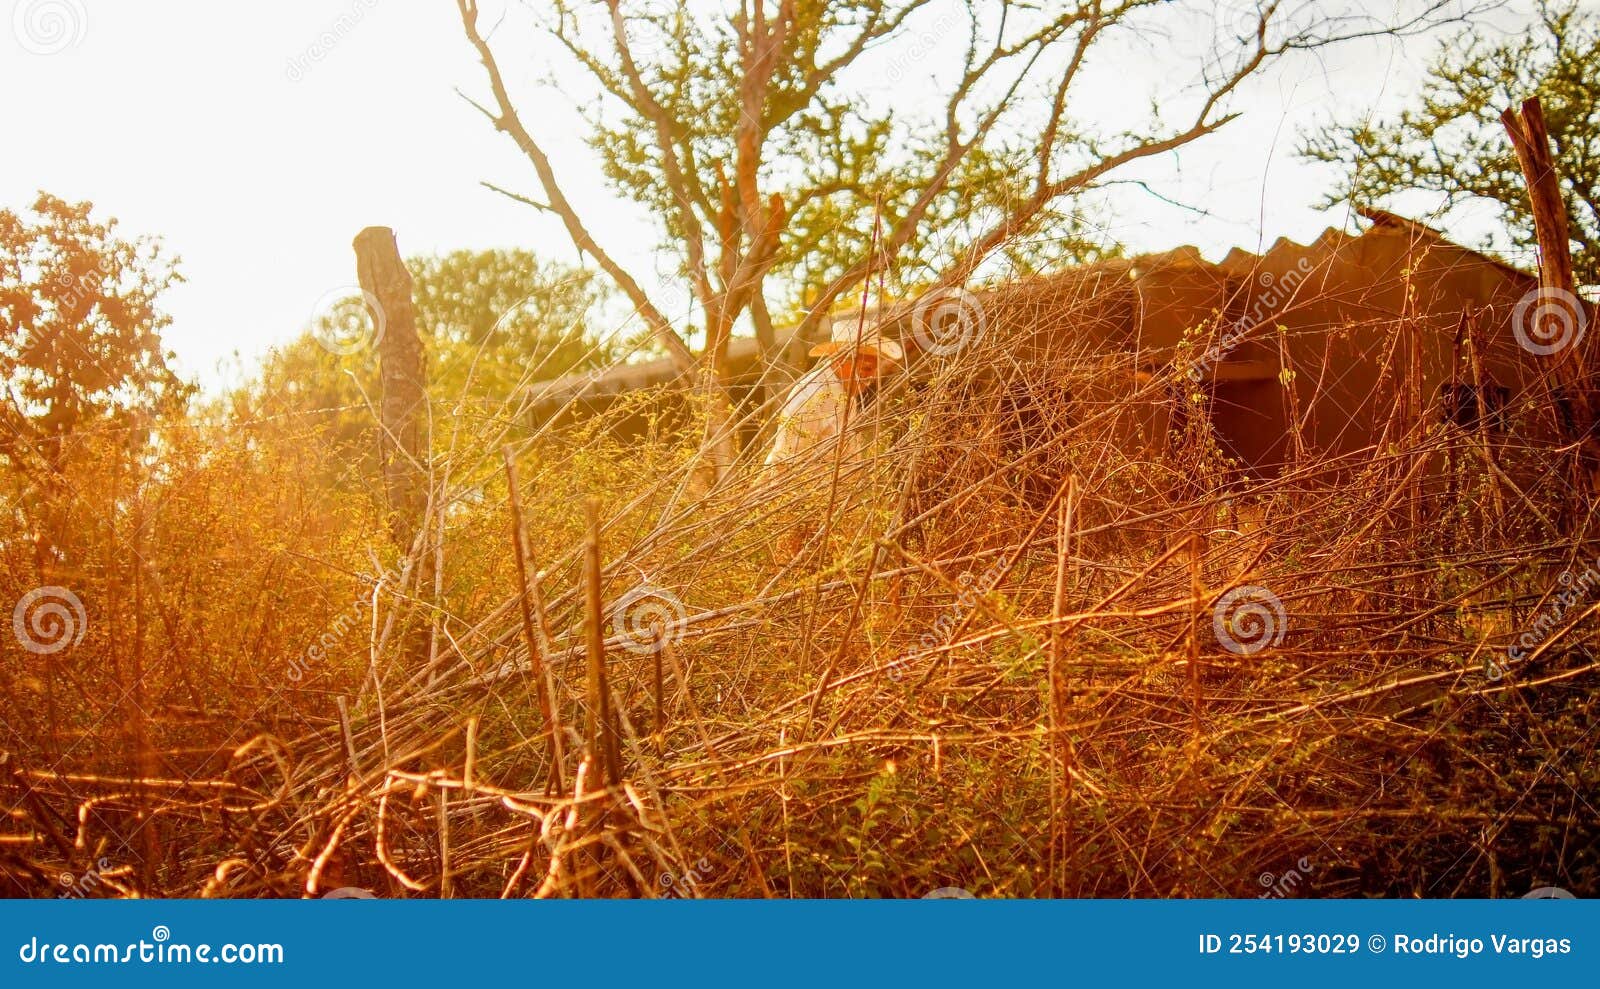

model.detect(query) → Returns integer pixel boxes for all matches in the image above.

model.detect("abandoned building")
[526,209,1589,479]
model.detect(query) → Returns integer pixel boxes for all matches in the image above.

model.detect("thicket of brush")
[3,310,1597,899]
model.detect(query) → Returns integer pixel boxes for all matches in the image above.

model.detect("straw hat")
[809,319,905,364]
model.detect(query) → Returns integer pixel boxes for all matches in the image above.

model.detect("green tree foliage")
[411,248,617,399]
[232,249,616,487]
[0,193,191,475]
[1300,1,1600,283]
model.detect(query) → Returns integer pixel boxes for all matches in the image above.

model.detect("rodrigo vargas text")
[1390,933,1571,958]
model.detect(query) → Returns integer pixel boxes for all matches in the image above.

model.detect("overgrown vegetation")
[2,277,1595,897]
[3,0,1596,900]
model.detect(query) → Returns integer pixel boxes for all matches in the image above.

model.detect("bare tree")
[457,0,1475,391]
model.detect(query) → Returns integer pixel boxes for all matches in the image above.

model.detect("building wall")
[527,219,1577,486]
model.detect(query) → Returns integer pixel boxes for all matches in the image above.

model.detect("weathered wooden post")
[354,227,431,673]
[1501,98,1596,489]
[353,226,428,548]
[582,499,624,787]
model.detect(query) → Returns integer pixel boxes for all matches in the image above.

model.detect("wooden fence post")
[1500,98,1597,488]
[582,499,623,787]
[353,226,428,548]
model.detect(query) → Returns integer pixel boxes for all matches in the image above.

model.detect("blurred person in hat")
[763,319,905,468]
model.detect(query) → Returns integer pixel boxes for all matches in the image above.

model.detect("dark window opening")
[1552,384,1600,442]
[1437,382,1508,433]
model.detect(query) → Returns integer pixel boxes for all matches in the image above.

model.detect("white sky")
[1,0,1552,391]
